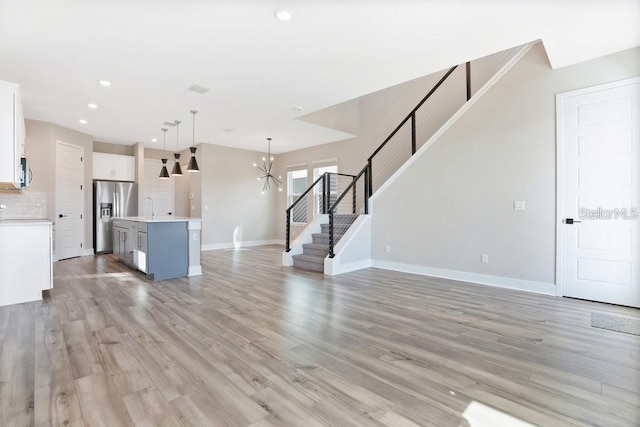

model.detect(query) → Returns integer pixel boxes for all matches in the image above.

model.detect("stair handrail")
[287,61,471,260]
[328,64,469,258]
[368,65,459,161]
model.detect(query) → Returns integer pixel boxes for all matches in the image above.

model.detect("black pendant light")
[171,120,183,176]
[254,137,282,194]
[187,110,200,173]
[159,128,170,179]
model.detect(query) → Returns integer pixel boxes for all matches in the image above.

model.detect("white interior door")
[557,77,640,308]
[142,159,174,217]
[56,141,84,260]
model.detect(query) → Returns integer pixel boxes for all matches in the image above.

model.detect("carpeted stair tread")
[302,243,330,257]
[292,215,360,273]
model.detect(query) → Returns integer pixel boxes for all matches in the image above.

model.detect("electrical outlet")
[385,245,391,253]
[481,254,489,264]
[514,200,526,210]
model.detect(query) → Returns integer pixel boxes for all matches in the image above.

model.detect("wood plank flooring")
[1,245,639,426]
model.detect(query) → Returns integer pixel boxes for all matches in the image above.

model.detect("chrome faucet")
[143,197,156,218]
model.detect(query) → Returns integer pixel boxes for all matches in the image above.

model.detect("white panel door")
[56,142,84,260]
[558,78,640,307]
[142,159,174,217]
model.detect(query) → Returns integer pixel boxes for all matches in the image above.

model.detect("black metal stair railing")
[285,172,356,252]
[327,165,369,257]
[286,44,527,260]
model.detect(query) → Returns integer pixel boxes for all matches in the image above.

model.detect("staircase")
[292,214,358,272]
[284,43,531,275]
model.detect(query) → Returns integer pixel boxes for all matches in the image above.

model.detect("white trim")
[555,76,640,298]
[555,91,566,297]
[311,157,338,165]
[285,162,307,170]
[373,260,556,296]
[202,239,284,251]
[82,248,94,256]
[369,41,536,207]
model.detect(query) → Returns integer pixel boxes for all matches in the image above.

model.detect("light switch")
[514,201,526,210]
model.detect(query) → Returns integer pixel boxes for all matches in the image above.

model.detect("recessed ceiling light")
[99,80,112,87]
[88,103,98,109]
[275,10,292,21]
[79,119,87,125]
[151,138,158,143]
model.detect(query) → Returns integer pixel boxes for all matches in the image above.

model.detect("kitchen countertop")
[0,218,52,226]
[119,216,201,223]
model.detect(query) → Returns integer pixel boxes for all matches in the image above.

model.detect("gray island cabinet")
[113,217,202,280]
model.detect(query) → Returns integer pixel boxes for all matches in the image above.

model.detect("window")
[287,168,308,223]
[313,164,338,215]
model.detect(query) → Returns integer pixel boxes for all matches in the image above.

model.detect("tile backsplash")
[0,190,47,219]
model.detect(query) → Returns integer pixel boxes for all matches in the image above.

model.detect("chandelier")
[253,137,282,194]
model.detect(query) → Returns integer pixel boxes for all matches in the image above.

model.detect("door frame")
[555,76,640,297]
[55,140,85,261]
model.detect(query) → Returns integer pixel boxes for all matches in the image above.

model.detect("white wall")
[194,144,278,248]
[371,44,640,288]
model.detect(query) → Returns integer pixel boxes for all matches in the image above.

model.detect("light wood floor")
[1,245,639,426]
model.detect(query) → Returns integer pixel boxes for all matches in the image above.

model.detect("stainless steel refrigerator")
[94,181,138,254]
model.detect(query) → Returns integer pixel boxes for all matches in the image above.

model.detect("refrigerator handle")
[114,192,118,218]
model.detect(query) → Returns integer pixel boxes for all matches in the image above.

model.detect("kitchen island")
[113,216,201,280]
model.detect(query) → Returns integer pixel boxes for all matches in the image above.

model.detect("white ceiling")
[0,0,638,154]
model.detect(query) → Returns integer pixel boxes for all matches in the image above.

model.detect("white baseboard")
[202,239,284,251]
[326,259,372,276]
[82,248,94,257]
[372,260,556,296]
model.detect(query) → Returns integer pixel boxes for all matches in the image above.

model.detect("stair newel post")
[364,165,370,214]
[326,173,331,213]
[352,175,357,214]
[411,112,416,155]
[285,210,291,252]
[367,159,373,197]
[321,173,324,214]
[328,211,335,258]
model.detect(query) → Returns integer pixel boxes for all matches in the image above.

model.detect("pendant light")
[254,137,282,194]
[187,110,200,173]
[171,120,183,176]
[159,128,170,179]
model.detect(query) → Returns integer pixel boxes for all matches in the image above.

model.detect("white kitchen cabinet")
[0,81,26,189]
[93,152,135,182]
[0,220,52,306]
